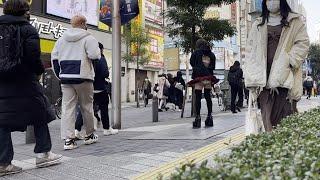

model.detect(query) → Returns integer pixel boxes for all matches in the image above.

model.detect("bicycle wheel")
[55,97,62,119]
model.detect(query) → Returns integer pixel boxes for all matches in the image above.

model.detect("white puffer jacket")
[243,13,310,101]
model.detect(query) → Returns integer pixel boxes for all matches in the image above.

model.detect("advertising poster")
[46,0,99,26]
[145,26,164,69]
[99,0,139,27]
[144,0,163,25]
[1,0,32,4]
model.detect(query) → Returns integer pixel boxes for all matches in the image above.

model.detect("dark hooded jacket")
[228,64,243,87]
[0,15,55,131]
[190,40,216,79]
[93,54,109,91]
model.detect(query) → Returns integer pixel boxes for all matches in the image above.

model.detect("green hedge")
[170,109,320,180]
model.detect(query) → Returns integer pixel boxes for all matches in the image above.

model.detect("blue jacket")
[93,55,109,91]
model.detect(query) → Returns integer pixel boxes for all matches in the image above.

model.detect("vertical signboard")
[212,47,225,70]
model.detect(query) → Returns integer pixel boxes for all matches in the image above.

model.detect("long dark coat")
[0,15,55,131]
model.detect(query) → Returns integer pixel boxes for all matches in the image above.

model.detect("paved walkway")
[1,97,318,180]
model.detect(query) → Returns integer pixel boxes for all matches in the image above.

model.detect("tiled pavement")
[1,97,318,180]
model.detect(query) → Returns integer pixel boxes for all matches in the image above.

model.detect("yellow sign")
[40,39,56,54]
[204,10,220,19]
[0,0,32,5]
[164,48,180,71]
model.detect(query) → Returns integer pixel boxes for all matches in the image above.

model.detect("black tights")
[195,89,212,117]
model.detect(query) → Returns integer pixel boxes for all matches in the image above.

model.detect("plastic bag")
[245,92,265,135]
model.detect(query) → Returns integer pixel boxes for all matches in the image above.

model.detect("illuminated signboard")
[46,0,99,26]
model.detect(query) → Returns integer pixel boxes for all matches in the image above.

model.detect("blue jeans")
[0,124,52,165]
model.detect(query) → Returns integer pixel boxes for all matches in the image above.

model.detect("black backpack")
[0,24,23,77]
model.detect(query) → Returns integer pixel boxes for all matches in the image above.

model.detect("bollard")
[152,96,158,122]
[26,125,35,144]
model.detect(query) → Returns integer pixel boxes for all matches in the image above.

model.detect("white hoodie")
[51,28,101,82]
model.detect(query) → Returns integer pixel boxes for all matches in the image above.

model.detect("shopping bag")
[245,92,265,135]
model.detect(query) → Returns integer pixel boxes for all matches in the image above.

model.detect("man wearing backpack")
[75,42,118,138]
[51,15,101,150]
[228,61,243,114]
[0,0,62,176]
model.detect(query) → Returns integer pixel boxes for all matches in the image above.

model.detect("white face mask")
[266,0,280,13]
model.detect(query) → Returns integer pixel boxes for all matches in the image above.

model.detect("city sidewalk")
[1,97,318,180]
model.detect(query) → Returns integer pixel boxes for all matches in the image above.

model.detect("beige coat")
[243,13,310,101]
[157,77,170,99]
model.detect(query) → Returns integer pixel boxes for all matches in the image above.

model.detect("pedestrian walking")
[228,61,243,114]
[142,77,152,107]
[0,0,62,176]
[75,43,118,137]
[167,73,177,109]
[174,71,186,111]
[190,39,216,128]
[303,75,313,99]
[51,15,101,150]
[157,74,170,112]
[244,0,310,132]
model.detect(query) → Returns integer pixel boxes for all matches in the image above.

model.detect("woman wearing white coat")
[157,74,170,111]
[243,0,310,132]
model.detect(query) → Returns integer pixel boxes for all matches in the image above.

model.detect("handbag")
[245,92,265,135]
[175,83,184,91]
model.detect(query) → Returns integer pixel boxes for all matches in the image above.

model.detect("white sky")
[302,0,320,42]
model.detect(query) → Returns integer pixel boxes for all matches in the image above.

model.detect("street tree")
[122,20,151,107]
[165,0,237,53]
[308,43,320,80]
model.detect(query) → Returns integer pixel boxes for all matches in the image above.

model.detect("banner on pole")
[99,0,139,26]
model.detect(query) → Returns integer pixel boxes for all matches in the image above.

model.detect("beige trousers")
[61,82,95,139]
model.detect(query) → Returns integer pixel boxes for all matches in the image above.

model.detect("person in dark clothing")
[75,43,118,137]
[190,39,216,128]
[142,77,152,107]
[167,73,176,106]
[237,81,244,108]
[303,76,313,99]
[228,61,243,114]
[174,71,186,110]
[0,0,62,176]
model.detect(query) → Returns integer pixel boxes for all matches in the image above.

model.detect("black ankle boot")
[193,116,201,129]
[205,115,213,127]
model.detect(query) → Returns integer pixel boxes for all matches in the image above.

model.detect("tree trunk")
[126,57,130,103]
[191,25,196,117]
[136,45,140,108]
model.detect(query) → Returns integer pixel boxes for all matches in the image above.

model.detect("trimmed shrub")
[170,109,320,180]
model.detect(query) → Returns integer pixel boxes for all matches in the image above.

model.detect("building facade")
[0,0,165,103]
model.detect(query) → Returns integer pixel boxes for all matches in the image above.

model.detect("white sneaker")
[64,139,78,150]
[75,130,84,140]
[84,133,98,145]
[103,128,119,136]
[36,152,63,168]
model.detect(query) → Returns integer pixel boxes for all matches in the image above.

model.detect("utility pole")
[112,0,121,129]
